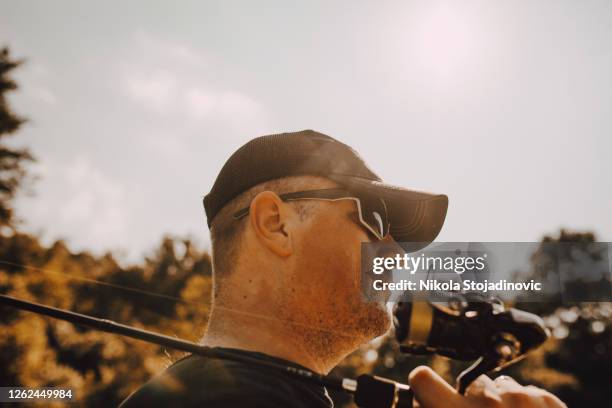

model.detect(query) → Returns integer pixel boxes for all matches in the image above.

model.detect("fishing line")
[0,259,202,307]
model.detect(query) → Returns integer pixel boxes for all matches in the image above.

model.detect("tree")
[0,233,213,406]
[0,47,33,228]
[510,230,612,407]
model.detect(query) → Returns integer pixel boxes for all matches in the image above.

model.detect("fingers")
[494,375,523,393]
[409,368,568,408]
[521,385,568,408]
[465,373,497,395]
[409,366,460,408]
[465,374,503,405]
[473,375,568,408]
[492,376,543,408]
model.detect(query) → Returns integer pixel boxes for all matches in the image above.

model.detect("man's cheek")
[312,247,352,295]
[300,216,360,288]
[296,232,338,288]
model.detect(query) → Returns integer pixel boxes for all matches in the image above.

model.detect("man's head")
[204,130,448,345]
[209,174,391,342]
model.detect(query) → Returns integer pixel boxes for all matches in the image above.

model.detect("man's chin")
[361,301,393,339]
[377,304,393,336]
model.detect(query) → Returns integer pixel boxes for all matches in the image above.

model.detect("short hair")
[209,175,335,280]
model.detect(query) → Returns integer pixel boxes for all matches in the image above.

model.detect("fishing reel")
[348,292,550,407]
[393,292,550,394]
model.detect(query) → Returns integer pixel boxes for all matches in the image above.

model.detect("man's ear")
[248,191,293,257]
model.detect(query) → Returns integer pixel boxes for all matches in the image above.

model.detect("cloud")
[16,157,128,254]
[131,30,207,68]
[186,88,265,124]
[118,32,270,132]
[16,62,59,106]
[28,85,58,106]
[124,69,178,112]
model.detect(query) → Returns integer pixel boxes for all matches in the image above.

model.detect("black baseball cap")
[203,130,448,248]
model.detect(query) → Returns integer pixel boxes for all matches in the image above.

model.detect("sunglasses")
[233,188,390,240]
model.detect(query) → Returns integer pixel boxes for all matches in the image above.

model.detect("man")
[121,130,566,407]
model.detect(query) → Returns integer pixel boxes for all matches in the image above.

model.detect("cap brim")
[329,175,448,250]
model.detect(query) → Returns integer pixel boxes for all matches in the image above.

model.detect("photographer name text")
[372,279,543,293]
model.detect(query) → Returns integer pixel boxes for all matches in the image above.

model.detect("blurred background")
[0,1,610,406]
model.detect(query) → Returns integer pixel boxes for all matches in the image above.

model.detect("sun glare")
[410,4,475,79]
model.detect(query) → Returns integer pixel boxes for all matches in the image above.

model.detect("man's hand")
[408,366,567,408]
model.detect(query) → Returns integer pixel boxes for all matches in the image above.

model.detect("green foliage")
[509,231,612,408]
[0,232,213,406]
[0,47,33,227]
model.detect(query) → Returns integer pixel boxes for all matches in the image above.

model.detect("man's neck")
[201,305,362,374]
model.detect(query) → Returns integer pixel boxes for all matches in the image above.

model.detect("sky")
[1,0,611,264]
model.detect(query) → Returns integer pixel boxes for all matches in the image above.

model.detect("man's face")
[285,197,392,341]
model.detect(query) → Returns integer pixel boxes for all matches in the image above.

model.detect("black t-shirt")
[119,347,334,408]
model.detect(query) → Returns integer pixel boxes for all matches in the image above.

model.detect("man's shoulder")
[119,351,333,408]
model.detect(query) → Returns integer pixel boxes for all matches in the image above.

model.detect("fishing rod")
[0,294,413,408]
[1,290,550,407]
